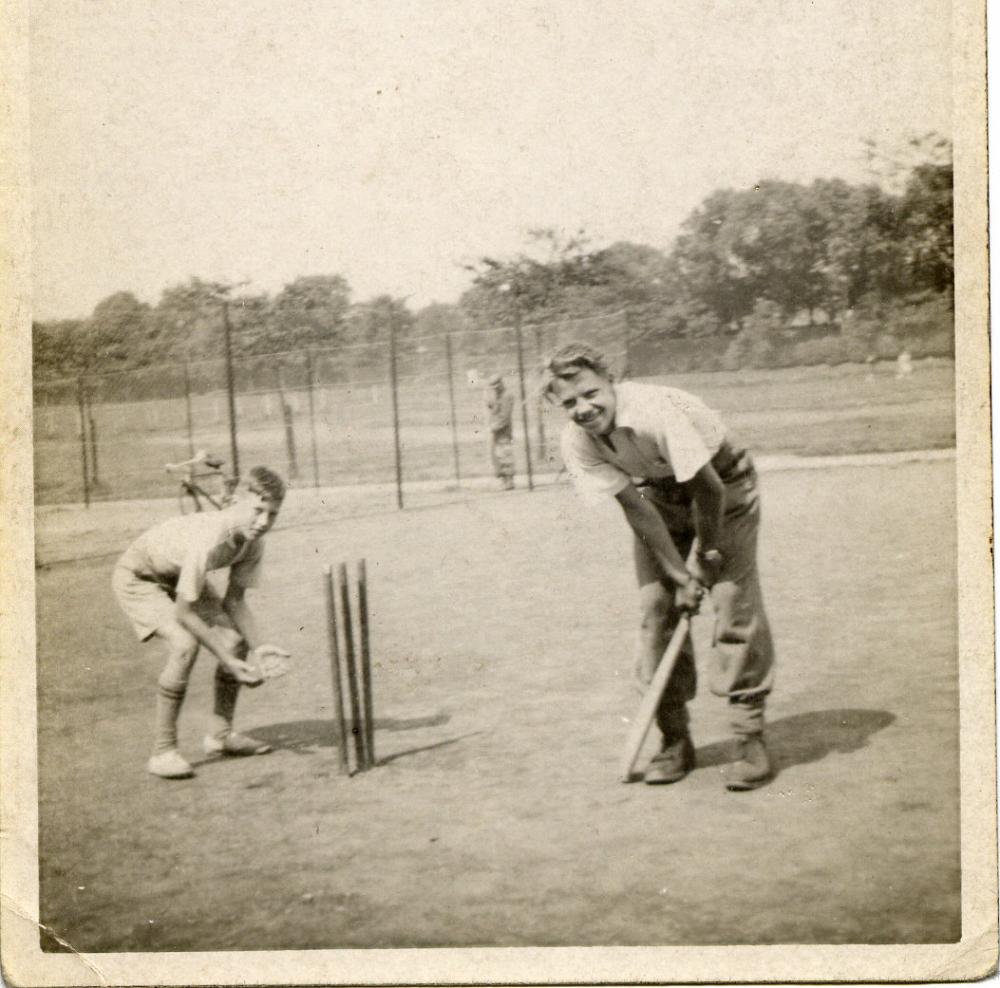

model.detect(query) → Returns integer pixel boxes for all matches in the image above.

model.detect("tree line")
[33,135,953,383]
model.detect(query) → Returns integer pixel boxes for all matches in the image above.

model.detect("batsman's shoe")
[644,734,695,785]
[147,749,195,779]
[724,735,772,791]
[203,733,272,757]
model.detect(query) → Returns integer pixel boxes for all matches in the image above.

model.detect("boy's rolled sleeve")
[561,429,630,505]
[654,411,714,484]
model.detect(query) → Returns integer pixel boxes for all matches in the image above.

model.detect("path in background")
[35,458,959,949]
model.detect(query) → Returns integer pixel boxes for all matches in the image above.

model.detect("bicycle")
[165,450,239,514]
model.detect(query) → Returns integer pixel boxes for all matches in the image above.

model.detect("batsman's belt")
[636,440,755,505]
[710,440,756,486]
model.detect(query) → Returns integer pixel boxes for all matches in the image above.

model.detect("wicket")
[322,560,376,775]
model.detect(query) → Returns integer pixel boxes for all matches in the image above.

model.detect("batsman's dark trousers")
[633,443,775,739]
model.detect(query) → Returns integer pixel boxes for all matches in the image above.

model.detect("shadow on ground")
[236,714,482,767]
[694,708,896,779]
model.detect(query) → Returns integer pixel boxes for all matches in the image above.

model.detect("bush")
[787,336,850,367]
[886,296,954,357]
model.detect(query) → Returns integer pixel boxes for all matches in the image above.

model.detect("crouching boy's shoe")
[644,734,695,785]
[147,749,195,779]
[203,732,272,757]
[723,735,772,791]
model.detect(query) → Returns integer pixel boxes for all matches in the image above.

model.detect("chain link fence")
[33,311,629,507]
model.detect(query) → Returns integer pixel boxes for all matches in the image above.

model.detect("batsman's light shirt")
[560,381,726,503]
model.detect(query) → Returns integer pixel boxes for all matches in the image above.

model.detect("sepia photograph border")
[1,0,995,984]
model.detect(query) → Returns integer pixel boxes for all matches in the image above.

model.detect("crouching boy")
[112,465,289,779]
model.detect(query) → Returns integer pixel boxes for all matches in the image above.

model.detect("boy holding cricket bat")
[112,465,290,779]
[542,343,775,790]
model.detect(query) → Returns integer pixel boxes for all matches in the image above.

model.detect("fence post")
[514,315,534,491]
[76,378,91,508]
[444,333,461,488]
[277,364,299,479]
[532,323,547,463]
[183,362,195,458]
[623,307,632,378]
[305,351,320,489]
[221,300,240,480]
[87,395,99,487]
[388,317,404,509]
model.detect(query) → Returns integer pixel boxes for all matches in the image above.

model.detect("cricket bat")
[619,613,692,783]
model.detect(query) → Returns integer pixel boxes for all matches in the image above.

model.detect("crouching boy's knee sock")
[154,676,188,754]
[209,666,241,741]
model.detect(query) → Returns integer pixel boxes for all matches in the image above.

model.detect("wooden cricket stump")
[322,560,376,776]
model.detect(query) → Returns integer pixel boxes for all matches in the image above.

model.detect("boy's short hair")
[539,342,613,401]
[246,466,286,503]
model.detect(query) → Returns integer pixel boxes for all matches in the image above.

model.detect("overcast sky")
[30,0,952,320]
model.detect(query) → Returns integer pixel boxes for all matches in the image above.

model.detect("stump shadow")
[241,712,452,757]
[694,708,896,780]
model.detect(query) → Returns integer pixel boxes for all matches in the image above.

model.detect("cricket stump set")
[323,561,376,775]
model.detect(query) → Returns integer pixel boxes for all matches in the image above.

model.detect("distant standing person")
[542,343,775,791]
[112,466,290,779]
[486,373,516,490]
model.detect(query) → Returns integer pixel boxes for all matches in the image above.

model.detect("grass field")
[35,453,959,949]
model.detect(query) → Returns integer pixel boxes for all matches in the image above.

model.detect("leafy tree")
[412,302,469,339]
[32,319,86,379]
[859,132,953,300]
[344,294,414,346]
[85,291,152,370]
[227,291,276,357]
[671,189,757,330]
[738,183,825,316]
[460,228,612,328]
[151,278,233,363]
[898,162,953,296]
[810,178,903,314]
[271,274,351,349]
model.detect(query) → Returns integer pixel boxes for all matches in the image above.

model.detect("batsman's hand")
[250,644,292,681]
[674,574,705,615]
[689,546,723,588]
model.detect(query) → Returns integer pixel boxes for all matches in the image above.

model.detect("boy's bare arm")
[174,597,261,683]
[220,582,261,648]
[615,484,693,587]
[222,583,291,677]
[683,462,725,558]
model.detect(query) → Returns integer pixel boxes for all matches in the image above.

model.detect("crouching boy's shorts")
[112,564,226,642]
